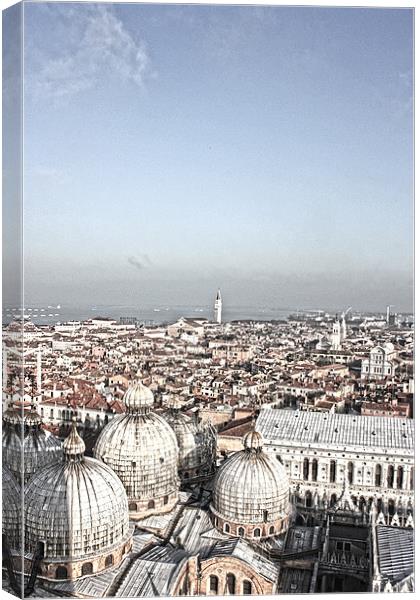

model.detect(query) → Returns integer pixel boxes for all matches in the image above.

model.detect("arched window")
[148,499,155,510]
[105,555,113,567]
[37,541,45,559]
[254,528,261,537]
[348,462,354,484]
[312,459,318,482]
[243,580,252,595]
[330,460,336,483]
[387,465,395,489]
[359,497,366,512]
[238,527,245,537]
[410,467,414,490]
[224,523,230,533]
[129,502,137,511]
[397,466,404,490]
[56,566,68,580]
[226,573,236,594]
[375,464,382,487]
[388,499,395,516]
[81,562,93,576]
[305,491,312,508]
[269,525,275,535]
[263,509,268,522]
[303,458,309,481]
[209,575,218,594]
[330,493,337,507]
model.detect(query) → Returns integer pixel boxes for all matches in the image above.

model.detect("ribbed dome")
[24,421,131,580]
[2,406,63,485]
[211,432,290,539]
[94,381,179,519]
[164,408,216,481]
[2,465,21,552]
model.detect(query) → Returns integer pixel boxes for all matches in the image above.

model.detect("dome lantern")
[63,418,86,460]
[243,430,263,452]
[123,379,154,413]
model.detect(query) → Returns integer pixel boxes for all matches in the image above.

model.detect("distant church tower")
[331,318,342,350]
[214,289,222,324]
[341,316,347,340]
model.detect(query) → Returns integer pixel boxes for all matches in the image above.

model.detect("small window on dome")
[209,575,219,594]
[226,573,236,594]
[81,562,93,576]
[105,554,113,567]
[254,528,261,537]
[243,580,252,595]
[56,566,68,580]
[224,523,230,533]
[238,527,245,537]
[163,495,169,505]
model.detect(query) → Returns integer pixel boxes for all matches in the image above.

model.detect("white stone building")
[256,408,414,522]
[361,343,397,380]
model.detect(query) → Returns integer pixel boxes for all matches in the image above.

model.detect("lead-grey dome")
[210,431,290,539]
[164,405,216,481]
[94,381,179,520]
[24,420,131,581]
[2,465,21,552]
[2,404,63,485]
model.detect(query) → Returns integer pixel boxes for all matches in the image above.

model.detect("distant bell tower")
[341,316,347,340]
[214,289,222,324]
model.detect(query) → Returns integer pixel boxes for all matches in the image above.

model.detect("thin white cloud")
[28,165,71,185]
[26,4,150,102]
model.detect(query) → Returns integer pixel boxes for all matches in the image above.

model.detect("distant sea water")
[2,304,294,326]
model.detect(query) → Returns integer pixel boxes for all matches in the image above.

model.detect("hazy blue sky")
[22,2,413,311]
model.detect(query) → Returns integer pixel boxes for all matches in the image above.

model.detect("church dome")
[24,420,132,581]
[164,404,216,482]
[94,381,179,520]
[210,430,290,539]
[2,403,63,484]
[2,465,21,553]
